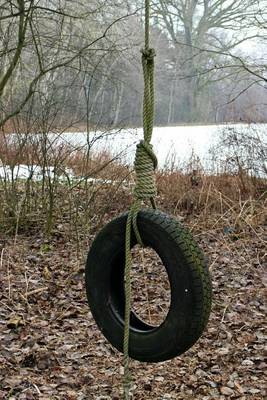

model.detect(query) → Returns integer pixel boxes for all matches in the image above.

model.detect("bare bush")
[210,126,267,192]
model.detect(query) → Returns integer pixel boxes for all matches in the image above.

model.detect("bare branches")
[0,0,266,127]
[0,0,137,128]
[0,0,138,126]
[149,0,267,122]
[0,0,33,97]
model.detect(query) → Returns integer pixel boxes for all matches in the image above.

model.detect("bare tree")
[152,0,265,121]
[0,0,135,129]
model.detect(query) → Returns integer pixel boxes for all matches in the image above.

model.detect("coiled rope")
[123,0,157,398]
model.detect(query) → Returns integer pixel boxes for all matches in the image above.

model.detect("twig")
[26,287,48,296]
[0,247,5,270]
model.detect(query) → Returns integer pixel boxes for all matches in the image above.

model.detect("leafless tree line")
[0,0,266,130]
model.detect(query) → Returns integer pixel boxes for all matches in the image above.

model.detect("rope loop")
[134,140,157,200]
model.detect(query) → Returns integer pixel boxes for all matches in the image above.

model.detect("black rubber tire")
[85,209,212,362]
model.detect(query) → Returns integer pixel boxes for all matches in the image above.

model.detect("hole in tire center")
[130,245,171,327]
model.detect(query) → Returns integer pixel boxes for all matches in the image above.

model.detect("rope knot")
[141,47,156,63]
[133,140,157,200]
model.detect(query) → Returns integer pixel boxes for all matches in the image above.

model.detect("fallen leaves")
[0,215,266,399]
[6,315,25,329]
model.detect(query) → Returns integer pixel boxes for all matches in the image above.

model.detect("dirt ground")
[0,211,266,399]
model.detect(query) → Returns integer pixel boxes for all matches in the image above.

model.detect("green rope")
[123,0,157,398]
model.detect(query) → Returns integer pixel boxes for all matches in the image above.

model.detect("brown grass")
[0,130,266,237]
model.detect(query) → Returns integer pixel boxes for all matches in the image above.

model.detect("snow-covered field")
[58,123,266,169]
[0,123,266,180]
[0,164,76,181]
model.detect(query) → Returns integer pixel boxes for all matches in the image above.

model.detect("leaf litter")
[0,212,266,399]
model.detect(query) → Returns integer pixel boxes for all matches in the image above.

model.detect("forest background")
[1,0,267,131]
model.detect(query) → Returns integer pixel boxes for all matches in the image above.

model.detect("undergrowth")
[0,130,266,238]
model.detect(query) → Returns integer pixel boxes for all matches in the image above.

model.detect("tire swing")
[85,0,212,396]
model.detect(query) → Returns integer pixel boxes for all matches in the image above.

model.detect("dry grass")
[0,130,266,237]
[157,170,266,229]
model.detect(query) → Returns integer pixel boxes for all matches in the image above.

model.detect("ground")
[0,211,266,399]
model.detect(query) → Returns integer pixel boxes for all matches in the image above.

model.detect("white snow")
[0,164,122,185]
[1,123,266,181]
[0,164,74,181]
[59,123,266,170]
